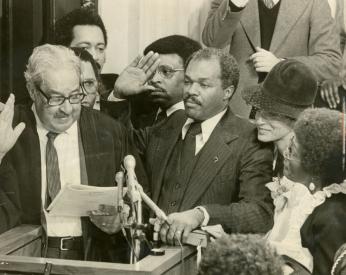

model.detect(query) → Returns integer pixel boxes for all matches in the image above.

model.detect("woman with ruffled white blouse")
[266,108,346,275]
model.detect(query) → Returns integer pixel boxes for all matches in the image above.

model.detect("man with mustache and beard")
[111,35,202,129]
[132,48,274,245]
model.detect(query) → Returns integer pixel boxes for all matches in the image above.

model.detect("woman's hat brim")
[242,84,306,119]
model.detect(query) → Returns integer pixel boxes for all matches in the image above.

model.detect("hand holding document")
[47,184,127,217]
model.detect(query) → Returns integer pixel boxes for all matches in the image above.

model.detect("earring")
[309,182,316,192]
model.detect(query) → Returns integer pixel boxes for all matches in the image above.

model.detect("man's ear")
[26,82,36,101]
[223,85,235,101]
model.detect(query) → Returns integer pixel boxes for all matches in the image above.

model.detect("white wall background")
[99,0,211,74]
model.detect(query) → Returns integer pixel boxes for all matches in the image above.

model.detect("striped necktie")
[46,132,61,206]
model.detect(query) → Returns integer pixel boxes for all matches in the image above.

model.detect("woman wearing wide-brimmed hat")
[242,59,317,177]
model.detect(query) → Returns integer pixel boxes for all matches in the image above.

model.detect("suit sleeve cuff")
[195,206,210,226]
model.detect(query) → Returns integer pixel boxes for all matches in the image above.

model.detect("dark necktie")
[155,110,167,123]
[46,132,61,206]
[181,122,202,166]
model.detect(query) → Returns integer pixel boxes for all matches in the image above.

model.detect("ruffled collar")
[266,177,346,213]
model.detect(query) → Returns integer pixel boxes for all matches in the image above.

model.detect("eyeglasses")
[155,65,184,79]
[36,85,86,106]
[283,136,301,162]
[81,79,98,95]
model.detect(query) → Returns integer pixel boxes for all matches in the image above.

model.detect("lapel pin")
[213,156,219,163]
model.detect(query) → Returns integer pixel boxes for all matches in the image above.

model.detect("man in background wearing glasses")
[0,44,147,262]
[108,35,201,128]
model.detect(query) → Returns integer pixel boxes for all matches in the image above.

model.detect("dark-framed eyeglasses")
[155,65,184,79]
[35,85,86,106]
[81,79,98,95]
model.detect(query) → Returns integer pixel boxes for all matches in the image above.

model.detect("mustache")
[148,82,166,94]
[183,95,201,105]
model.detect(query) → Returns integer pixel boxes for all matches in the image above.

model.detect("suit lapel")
[240,0,261,52]
[79,108,102,187]
[179,112,238,211]
[270,0,309,52]
[151,114,186,204]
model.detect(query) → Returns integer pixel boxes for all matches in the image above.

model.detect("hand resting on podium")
[155,209,205,246]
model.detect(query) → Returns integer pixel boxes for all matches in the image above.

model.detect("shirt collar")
[31,104,77,139]
[182,108,227,141]
[157,101,185,118]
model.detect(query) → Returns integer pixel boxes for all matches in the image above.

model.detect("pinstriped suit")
[135,108,274,233]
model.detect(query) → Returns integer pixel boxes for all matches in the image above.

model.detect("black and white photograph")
[0,0,345,274]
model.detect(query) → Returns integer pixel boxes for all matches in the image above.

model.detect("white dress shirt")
[32,106,82,237]
[182,108,227,155]
[156,101,185,119]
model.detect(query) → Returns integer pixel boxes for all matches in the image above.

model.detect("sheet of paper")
[47,184,127,217]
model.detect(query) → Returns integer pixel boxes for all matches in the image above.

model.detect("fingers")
[159,222,170,244]
[145,57,160,78]
[182,225,193,244]
[324,83,339,109]
[99,204,117,215]
[255,46,265,52]
[129,55,143,67]
[142,53,160,74]
[13,122,25,140]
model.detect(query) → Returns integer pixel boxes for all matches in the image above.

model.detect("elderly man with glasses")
[0,44,147,263]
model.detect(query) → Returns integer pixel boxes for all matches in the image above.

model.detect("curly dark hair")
[54,7,107,46]
[186,48,240,91]
[294,108,344,185]
[144,35,201,65]
[198,234,283,275]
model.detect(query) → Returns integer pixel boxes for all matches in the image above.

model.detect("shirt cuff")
[107,90,126,102]
[195,206,210,226]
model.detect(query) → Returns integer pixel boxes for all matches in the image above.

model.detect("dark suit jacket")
[0,105,148,262]
[135,108,274,233]
[301,194,346,275]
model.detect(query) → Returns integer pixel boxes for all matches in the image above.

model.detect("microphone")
[115,171,124,213]
[124,155,141,203]
[123,155,168,221]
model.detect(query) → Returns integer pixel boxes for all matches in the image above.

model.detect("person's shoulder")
[313,193,346,224]
[80,107,125,130]
[222,110,258,138]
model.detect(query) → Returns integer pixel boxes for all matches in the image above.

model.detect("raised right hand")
[0,94,25,163]
[113,51,160,98]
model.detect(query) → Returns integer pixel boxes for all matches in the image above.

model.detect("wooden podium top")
[0,225,198,275]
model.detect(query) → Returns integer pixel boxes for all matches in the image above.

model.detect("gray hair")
[186,47,240,90]
[24,44,80,88]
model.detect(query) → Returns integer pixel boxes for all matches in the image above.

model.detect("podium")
[0,225,198,274]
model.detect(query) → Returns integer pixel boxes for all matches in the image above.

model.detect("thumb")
[255,46,265,52]
[138,85,156,93]
[13,122,25,140]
